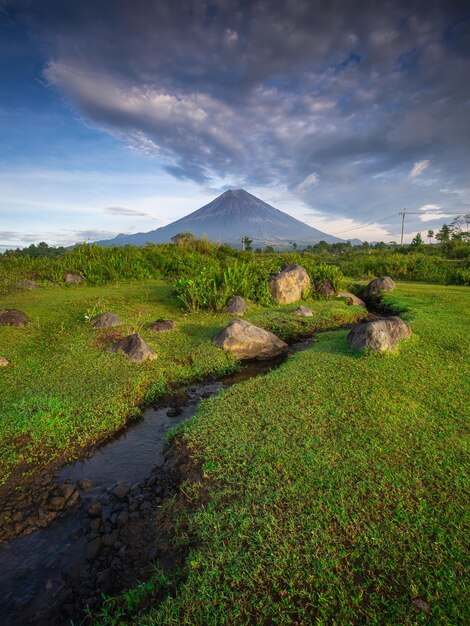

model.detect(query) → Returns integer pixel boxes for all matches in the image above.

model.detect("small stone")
[47,496,66,511]
[362,276,396,299]
[77,479,93,490]
[0,309,31,327]
[0,357,9,366]
[90,518,101,532]
[412,598,431,614]
[112,482,130,500]
[65,490,80,508]
[336,292,366,307]
[11,511,23,523]
[226,296,247,316]
[90,312,122,329]
[167,407,182,417]
[109,334,157,363]
[88,503,102,517]
[293,305,313,317]
[148,319,177,332]
[140,501,151,513]
[86,537,102,561]
[57,483,76,500]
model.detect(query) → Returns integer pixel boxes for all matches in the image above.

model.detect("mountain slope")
[99,189,346,247]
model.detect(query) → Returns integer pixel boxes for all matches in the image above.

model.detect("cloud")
[9,0,469,236]
[409,159,431,179]
[104,206,160,220]
[295,172,320,194]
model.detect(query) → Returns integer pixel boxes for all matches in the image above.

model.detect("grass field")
[0,280,367,484]
[96,283,469,625]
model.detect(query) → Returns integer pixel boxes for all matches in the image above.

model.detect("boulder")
[268,265,311,304]
[362,276,395,299]
[0,357,9,366]
[214,319,287,360]
[347,316,411,353]
[226,296,247,316]
[337,291,366,307]
[315,279,336,297]
[148,319,177,332]
[293,305,313,317]
[0,309,31,327]
[90,311,122,328]
[64,272,85,284]
[109,334,157,362]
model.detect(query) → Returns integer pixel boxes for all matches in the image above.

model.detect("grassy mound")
[97,283,469,624]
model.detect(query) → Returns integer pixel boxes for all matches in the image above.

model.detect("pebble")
[88,503,102,517]
[112,482,130,500]
[77,479,93,490]
[47,496,66,511]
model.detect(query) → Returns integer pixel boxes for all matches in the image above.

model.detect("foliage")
[0,280,366,483]
[95,283,470,625]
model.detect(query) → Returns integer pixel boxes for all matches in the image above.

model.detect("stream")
[0,341,310,625]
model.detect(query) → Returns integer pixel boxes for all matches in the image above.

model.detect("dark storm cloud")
[16,0,470,232]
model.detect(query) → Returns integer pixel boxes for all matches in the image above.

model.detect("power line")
[329,212,399,236]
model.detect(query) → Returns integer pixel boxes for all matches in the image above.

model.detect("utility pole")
[399,208,406,245]
[241,237,245,251]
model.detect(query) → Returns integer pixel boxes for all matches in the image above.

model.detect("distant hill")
[98,189,351,248]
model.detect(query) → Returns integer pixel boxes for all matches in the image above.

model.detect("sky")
[1,0,469,250]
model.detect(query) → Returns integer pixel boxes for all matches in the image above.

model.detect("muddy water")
[0,344,307,625]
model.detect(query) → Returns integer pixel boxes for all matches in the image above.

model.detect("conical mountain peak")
[99,189,345,248]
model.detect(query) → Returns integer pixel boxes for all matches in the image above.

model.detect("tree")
[171,231,196,247]
[264,245,275,253]
[427,229,434,244]
[241,236,253,251]
[289,241,297,250]
[410,232,424,249]
[435,224,451,243]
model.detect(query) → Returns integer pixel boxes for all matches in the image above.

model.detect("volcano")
[99,189,347,248]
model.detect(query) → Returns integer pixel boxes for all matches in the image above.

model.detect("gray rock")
[0,357,9,366]
[112,482,130,500]
[148,319,177,332]
[293,305,313,317]
[348,316,411,353]
[64,273,85,284]
[86,537,102,560]
[362,276,396,299]
[90,518,101,532]
[315,279,336,297]
[226,296,247,315]
[0,309,31,327]
[214,319,288,361]
[337,292,366,307]
[90,312,122,328]
[109,334,157,363]
[268,265,311,304]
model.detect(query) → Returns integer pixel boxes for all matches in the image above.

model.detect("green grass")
[0,280,367,484]
[96,283,469,625]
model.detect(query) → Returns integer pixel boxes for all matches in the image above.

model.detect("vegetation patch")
[96,283,469,624]
[0,280,366,485]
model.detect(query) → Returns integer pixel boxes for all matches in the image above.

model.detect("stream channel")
[0,340,311,625]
